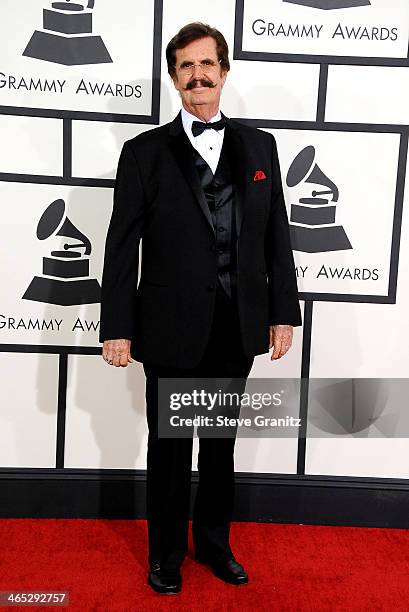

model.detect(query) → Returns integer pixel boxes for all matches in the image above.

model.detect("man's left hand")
[269,325,293,360]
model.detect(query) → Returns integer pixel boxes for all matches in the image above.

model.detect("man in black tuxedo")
[99,23,302,594]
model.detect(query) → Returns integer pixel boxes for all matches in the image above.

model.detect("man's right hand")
[102,339,133,367]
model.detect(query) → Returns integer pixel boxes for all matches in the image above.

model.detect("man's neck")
[181,102,220,123]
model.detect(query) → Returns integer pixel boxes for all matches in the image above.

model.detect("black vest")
[191,142,238,299]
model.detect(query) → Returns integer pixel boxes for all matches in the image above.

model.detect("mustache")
[185,78,216,90]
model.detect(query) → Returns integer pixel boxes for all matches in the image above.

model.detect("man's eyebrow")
[179,57,216,66]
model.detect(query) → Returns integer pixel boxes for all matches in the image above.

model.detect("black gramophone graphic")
[283,0,371,9]
[286,145,352,253]
[23,199,101,305]
[23,0,112,65]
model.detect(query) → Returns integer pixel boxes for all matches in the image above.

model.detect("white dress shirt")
[181,106,225,175]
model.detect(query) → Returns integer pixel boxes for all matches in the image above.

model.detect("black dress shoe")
[148,562,182,594]
[196,555,248,585]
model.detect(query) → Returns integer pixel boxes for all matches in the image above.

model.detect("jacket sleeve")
[265,134,302,327]
[99,140,145,342]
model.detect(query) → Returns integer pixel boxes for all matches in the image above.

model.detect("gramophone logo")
[22,199,101,306]
[286,146,352,253]
[23,0,112,66]
[283,0,371,8]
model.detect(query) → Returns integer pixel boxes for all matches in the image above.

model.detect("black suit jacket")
[99,112,302,368]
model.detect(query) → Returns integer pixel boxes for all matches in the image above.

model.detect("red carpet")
[1,519,409,611]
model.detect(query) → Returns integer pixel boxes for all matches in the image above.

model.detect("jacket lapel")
[168,112,215,236]
[168,111,249,239]
[222,114,248,239]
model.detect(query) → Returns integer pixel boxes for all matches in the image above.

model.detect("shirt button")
[218,227,225,232]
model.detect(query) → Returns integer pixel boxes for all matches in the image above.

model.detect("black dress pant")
[142,281,254,575]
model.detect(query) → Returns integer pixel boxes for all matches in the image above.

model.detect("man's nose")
[191,63,205,76]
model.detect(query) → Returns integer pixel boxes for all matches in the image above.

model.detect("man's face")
[172,36,227,110]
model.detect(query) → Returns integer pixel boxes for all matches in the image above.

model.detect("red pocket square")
[253,170,267,181]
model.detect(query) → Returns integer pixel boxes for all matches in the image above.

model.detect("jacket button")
[207,284,215,291]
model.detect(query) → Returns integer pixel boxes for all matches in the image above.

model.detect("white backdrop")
[0,0,408,480]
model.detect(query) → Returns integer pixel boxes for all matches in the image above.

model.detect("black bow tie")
[191,117,226,137]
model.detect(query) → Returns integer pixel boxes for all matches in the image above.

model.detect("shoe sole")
[213,570,249,585]
[196,558,249,585]
[148,576,181,595]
